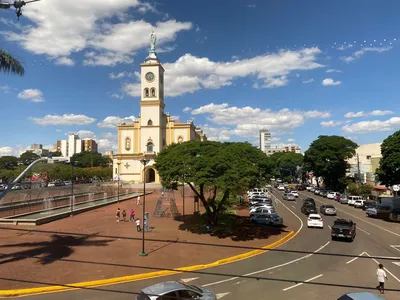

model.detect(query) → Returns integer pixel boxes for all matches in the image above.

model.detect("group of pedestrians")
[115,208,142,231]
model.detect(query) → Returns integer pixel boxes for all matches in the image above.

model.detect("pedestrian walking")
[116,208,121,222]
[122,209,127,221]
[376,263,388,294]
[275,198,279,207]
[135,218,141,232]
[137,195,140,205]
[129,209,135,222]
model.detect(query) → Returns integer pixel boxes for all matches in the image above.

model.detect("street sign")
[393,185,400,192]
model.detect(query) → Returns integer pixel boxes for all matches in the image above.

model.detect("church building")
[113,31,206,184]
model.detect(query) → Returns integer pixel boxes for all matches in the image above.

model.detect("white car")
[290,191,298,197]
[306,186,313,191]
[327,192,336,199]
[249,204,274,213]
[354,199,365,208]
[278,185,285,191]
[307,214,324,228]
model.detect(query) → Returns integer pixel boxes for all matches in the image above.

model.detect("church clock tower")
[140,31,166,155]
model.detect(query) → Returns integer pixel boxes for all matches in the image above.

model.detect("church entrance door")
[145,168,156,183]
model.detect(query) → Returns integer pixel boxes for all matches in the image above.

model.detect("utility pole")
[357,154,362,183]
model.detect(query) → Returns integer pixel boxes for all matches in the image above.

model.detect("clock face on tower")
[145,72,155,82]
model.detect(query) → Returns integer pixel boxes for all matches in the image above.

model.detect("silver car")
[250,213,283,226]
[320,204,337,215]
[339,195,348,204]
[137,281,216,300]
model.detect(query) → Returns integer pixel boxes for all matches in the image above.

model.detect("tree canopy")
[0,49,25,76]
[304,135,358,190]
[71,151,111,168]
[155,140,272,225]
[376,130,400,186]
[346,182,372,198]
[0,156,19,170]
[19,152,40,165]
[269,152,304,181]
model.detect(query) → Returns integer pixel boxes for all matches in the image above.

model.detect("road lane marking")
[291,205,296,209]
[298,192,400,237]
[216,292,230,299]
[391,245,400,253]
[180,277,199,283]
[202,241,330,287]
[393,262,400,267]
[328,225,332,230]
[365,252,400,284]
[346,252,367,264]
[283,274,324,291]
[357,226,371,235]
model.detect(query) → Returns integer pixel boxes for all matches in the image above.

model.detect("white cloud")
[341,46,392,63]
[109,71,134,80]
[30,114,96,126]
[55,57,75,66]
[326,69,342,73]
[246,4,256,8]
[345,136,358,141]
[0,1,191,66]
[345,111,365,118]
[336,44,353,51]
[97,139,117,152]
[302,78,314,84]
[271,137,280,142]
[320,120,344,127]
[76,130,96,139]
[287,138,295,142]
[102,132,114,139]
[124,47,324,97]
[18,89,45,102]
[183,107,192,113]
[201,125,232,141]
[342,117,400,133]
[0,146,13,157]
[369,110,394,116]
[322,78,341,86]
[97,116,137,128]
[0,84,11,93]
[191,103,330,138]
[111,93,124,99]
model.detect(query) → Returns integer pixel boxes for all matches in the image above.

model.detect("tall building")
[265,144,302,156]
[19,144,49,157]
[113,31,206,184]
[104,151,114,160]
[57,134,98,159]
[259,129,271,152]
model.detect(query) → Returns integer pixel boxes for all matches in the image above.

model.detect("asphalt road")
[7,189,400,300]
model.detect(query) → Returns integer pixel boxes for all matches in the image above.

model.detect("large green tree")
[19,151,40,165]
[376,130,400,186]
[0,156,19,170]
[155,140,272,225]
[270,152,304,182]
[0,49,25,76]
[71,152,111,168]
[304,135,358,190]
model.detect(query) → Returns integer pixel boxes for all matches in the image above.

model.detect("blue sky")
[1,0,400,156]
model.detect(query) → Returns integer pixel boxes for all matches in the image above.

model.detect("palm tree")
[0,49,25,76]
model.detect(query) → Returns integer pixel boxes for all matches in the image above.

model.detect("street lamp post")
[70,160,75,216]
[182,161,186,217]
[117,162,121,203]
[139,158,150,256]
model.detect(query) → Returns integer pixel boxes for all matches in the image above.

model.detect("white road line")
[291,205,296,209]
[298,191,400,237]
[357,226,371,235]
[346,252,367,264]
[364,252,400,284]
[390,245,400,253]
[328,225,332,230]
[283,274,324,291]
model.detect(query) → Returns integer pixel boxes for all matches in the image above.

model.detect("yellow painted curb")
[0,230,295,297]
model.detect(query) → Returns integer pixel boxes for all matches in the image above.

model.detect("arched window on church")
[147,119,153,126]
[147,142,154,153]
[125,137,131,151]
[144,88,149,97]
[151,88,156,97]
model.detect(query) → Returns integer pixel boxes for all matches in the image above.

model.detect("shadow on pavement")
[174,213,289,242]
[0,233,113,265]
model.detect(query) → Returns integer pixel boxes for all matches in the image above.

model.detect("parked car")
[327,192,339,200]
[11,183,21,190]
[347,195,362,206]
[366,204,392,218]
[306,186,313,191]
[277,185,285,191]
[290,191,299,198]
[320,204,337,215]
[250,213,283,226]
[339,194,348,204]
[362,202,376,211]
[307,214,324,228]
[249,198,272,205]
[314,189,321,195]
[354,199,366,209]
[250,208,276,217]
[337,292,385,300]
[320,190,328,198]
[249,204,274,213]
[389,208,400,222]
[331,219,356,242]
[301,203,317,215]
[137,281,217,300]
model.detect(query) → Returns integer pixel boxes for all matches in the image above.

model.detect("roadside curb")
[0,231,295,297]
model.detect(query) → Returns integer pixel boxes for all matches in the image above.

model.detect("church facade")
[113,32,206,184]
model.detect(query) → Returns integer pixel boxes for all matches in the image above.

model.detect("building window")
[147,142,154,152]
[125,137,131,151]
[147,119,153,126]
[115,168,117,174]
[178,136,184,143]
[150,88,156,97]
[144,88,149,97]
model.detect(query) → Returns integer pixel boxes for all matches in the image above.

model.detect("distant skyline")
[1,0,400,156]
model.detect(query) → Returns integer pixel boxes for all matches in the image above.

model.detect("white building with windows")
[259,129,271,152]
[113,32,206,184]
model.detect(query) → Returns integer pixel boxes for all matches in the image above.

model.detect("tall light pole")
[182,161,186,217]
[117,162,121,203]
[139,158,150,257]
[70,160,75,216]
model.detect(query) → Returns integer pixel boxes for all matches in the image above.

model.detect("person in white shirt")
[376,263,388,294]
[136,195,140,205]
[135,218,141,232]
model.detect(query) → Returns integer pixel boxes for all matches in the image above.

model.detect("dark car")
[337,292,385,300]
[296,185,305,191]
[320,190,328,198]
[362,201,377,211]
[301,203,317,215]
[331,219,356,242]
[303,198,316,206]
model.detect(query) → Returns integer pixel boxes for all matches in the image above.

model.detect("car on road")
[303,198,316,206]
[301,203,317,215]
[307,213,324,228]
[320,204,337,215]
[277,185,285,191]
[337,292,385,299]
[283,193,296,201]
[250,213,283,226]
[137,281,217,300]
[327,192,339,200]
[347,195,362,206]
[353,199,366,209]
[366,204,392,218]
[290,190,298,197]
[250,208,276,217]
[331,219,356,242]
[362,201,376,211]
[339,194,348,204]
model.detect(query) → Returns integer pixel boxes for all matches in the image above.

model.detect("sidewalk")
[0,188,293,290]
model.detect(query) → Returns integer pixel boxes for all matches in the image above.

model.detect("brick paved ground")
[0,187,293,290]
